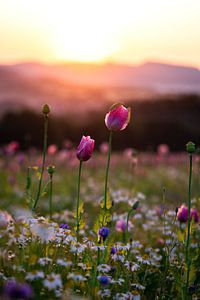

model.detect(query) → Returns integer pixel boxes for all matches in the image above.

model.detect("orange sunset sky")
[0,0,200,67]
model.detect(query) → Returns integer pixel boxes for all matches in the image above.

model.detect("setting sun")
[51,8,118,63]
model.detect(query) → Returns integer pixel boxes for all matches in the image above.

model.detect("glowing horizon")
[0,0,200,68]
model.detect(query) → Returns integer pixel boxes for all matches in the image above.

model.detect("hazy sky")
[0,0,200,67]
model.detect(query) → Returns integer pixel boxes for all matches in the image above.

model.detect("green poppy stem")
[185,153,193,297]
[49,173,53,220]
[76,160,83,241]
[33,114,48,211]
[126,209,132,243]
[104,131,112,209]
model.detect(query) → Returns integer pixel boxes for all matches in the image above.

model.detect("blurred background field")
[1,148,199,218]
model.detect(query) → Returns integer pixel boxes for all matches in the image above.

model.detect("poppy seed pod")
[105,103,131,131]
[76,135,95,162]
[42,104,50,115]
[186,141,195,154]
[47,165,55,175]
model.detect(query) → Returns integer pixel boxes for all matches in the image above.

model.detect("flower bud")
[186,141,195,154]
[76,135,95,162]
[132,200,139,210]
[105,103,131,131]
[47,165,55,175]
[42,104,50,115]
[177,205,188,223]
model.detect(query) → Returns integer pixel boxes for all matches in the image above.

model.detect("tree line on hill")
[0,94,200,151]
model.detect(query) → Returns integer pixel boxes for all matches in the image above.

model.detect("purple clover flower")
[98,227,110,241]
[59,223,69,229]
[177,205,188,223]
[3,281,33,299]
[97,275,110,285]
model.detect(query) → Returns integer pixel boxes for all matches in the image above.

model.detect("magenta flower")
[115,219,126,232]
[190,208,199,223]
[105,103,131,131]
[76,135,95,161]
[177,205,188,223]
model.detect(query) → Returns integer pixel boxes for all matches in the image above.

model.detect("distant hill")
[0,61,200,116]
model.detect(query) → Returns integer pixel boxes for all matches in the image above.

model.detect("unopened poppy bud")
[47,165,55,175]
[186,141,195,154]
[105,103,131,131]
[132,200,139,210]
[76,135,95,161]
[42,104,50,115]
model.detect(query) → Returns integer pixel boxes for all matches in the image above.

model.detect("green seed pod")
[42,104,50,115]
[186,141,195,154]
[47,165,55,175]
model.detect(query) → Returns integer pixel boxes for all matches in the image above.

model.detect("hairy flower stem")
[33,114,48,211]
[104,131,112,209]
[49,173,53,220]
[76,160,83,242]
[185,153,193,297]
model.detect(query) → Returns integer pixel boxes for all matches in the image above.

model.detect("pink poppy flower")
[105,103,131,131]
[76,135,95,161]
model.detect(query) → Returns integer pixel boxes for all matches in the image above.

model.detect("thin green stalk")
[76,160,83,241]
[104,131,112,208]
[185,153,193,297]
[33,114,48,210]
[25,167,32,208]
[49,173,53,220]
[126,209,132,243]
[126,201,139,243]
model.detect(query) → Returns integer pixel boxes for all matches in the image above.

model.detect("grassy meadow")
[0,104,200,300]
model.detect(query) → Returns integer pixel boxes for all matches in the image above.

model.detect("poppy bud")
[42,104,50,115]
[47,165,55,175]
[105,103,131,131]
[186,141,195,154]
[76,135,95,162]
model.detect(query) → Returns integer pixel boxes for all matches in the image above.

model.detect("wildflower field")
[0,104,200,300]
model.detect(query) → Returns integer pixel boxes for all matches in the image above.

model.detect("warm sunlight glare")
[52,12,118,62]
[40,1,123,63]
[0,0,200,66]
